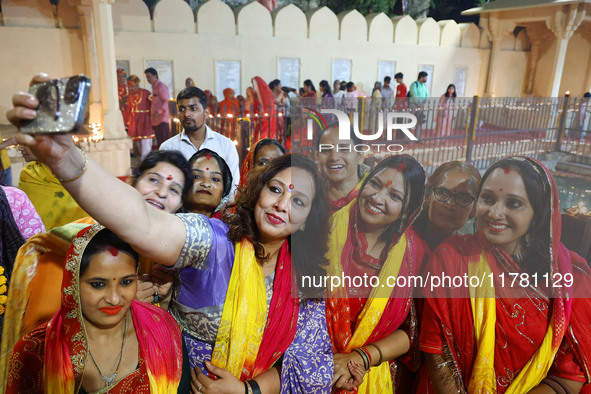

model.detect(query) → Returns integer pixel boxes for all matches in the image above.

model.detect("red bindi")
[113,278,117,281]
[288,184,294,191]
[504,168,511,174]
[385,180,393,187]
[167,175,173,180]
[206,168,209,171]
[108,246,118,256]
[499,188,503,191]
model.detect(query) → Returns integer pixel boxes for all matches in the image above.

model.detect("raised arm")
[8,74,186,265]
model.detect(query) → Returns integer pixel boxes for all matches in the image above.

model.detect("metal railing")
[169,95,591,171]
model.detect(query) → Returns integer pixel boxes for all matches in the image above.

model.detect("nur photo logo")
[304,108,419,153]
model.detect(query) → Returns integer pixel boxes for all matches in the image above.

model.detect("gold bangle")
[58,150,88,183]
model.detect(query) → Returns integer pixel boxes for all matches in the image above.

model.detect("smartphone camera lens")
[65,76,81,104]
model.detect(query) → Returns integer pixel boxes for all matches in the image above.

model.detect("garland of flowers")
[0,266,6,316]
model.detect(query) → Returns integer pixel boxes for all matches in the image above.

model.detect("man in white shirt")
[380,76,393,110]
[160,87,240,194]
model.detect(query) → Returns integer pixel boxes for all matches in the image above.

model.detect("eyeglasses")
[432,187,475,208]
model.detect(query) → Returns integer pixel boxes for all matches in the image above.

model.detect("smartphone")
[20,75,91,134]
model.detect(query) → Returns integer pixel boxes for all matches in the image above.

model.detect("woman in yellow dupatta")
[8,77,336,391]
[326,154,429,393]
[419,157,591,393]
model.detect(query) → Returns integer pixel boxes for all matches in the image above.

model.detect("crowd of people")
[0,72,590,394]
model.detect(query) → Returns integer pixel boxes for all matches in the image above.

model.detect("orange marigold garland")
[0,266,7,316]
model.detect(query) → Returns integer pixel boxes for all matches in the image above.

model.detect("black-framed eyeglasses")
[432,187,475,208]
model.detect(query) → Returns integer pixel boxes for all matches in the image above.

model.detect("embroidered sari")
[419,157,591,393]
[325,197,428,394]
[170,214,333,392]
[6,225,183,393]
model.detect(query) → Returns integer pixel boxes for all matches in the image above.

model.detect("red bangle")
[360,346,373,366]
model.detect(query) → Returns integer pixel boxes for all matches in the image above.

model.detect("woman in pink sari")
[7,225,188,393]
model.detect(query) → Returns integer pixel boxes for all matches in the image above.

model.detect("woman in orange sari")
[6,225,187,393]
[419,157,591,393]
[325,154,429,393]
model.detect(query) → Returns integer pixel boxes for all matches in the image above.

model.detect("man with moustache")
[160,87,240,194]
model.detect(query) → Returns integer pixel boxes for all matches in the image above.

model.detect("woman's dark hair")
[227,154,329,296]
[303,79,316,93]
[444,84,457,98]
[188,148,233,199]
[477,157,551,273]
[80,229,140,277]
[132,150,193,200]
[319,80,332,96]
[253,139,286,163]
[358,155,425,246]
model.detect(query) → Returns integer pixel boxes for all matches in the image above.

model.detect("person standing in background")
[145,67,170,148]
[395,72,407,100]
[117,68,130,129]
[380,76,393,110]
[408,72,429,138]
[127,75,154,161]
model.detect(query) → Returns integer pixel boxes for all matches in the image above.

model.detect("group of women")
[2,74,591,393]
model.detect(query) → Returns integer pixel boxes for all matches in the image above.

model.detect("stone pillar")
[90,0,127,139]
[580,24,591,94]
[481,14,515,97]
[523,23,551,96]
[69,0,132,176]
[546,4,585,97]
[76,5,102,125]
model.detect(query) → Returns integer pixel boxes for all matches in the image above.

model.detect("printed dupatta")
[325,197,423,394]
[42,225,183,393]
[211,238,299,380]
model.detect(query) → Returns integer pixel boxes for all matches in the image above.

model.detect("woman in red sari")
[6,225,187,393]
[419,156,591,393]
[252,76,277,140]
[325,154,429,393]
